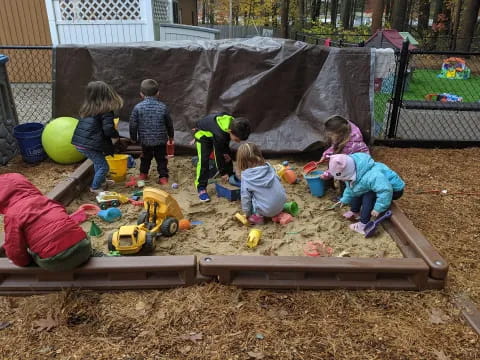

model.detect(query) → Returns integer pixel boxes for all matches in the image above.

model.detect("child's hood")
[0,173,42,213]
[242,163,277,188]
[351,153,375,181]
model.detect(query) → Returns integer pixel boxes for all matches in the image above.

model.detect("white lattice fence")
[46,0,175,44]
[58,0,141,21]
[152,0,170,23]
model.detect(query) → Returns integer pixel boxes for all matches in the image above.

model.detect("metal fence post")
[388,40,410,138]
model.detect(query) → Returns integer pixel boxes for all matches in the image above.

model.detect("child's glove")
[320,172,331,180]
[220,174,229,182]
[319,154,331,164]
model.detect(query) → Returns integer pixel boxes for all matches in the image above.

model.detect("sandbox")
[0,156,448,294]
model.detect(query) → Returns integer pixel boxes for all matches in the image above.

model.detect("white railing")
[45,0,173,45]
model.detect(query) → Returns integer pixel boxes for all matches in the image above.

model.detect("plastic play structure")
[437,57,471,80]
[0,159,449,293]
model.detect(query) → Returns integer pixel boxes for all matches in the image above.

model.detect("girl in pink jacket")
[319,115,370,180]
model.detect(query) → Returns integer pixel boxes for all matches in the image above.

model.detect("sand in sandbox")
[67,156,402,258]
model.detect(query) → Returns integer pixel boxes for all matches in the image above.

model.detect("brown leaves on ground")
[0,148,480,359]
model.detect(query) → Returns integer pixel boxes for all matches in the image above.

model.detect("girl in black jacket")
[71,81,123,193]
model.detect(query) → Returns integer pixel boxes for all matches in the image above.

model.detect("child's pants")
[76,148,109,189]
[140,144,168,178]
[195,136,233,191]
[30,237,92,272]
[350,190,404,224]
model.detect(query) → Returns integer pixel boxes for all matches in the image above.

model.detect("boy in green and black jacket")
[194,113,251,202]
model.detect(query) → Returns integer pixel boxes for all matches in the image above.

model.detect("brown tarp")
[53,37,372,154]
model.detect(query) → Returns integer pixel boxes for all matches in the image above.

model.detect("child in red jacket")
[0,173,91,271]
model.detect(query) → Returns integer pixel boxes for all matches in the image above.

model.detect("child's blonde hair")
[236,143,265,172]
[324,115,351,154]
[79,81,123,118]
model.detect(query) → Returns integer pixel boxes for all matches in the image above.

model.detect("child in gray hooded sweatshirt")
[237,143,287,225]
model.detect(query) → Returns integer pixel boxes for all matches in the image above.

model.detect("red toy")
[125,176,137,187]
[303,241,333,257]
[272,212,293,225]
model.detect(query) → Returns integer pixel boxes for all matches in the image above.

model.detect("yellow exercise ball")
[41,117,85,164]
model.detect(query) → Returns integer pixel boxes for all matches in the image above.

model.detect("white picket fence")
[45,0,174,44]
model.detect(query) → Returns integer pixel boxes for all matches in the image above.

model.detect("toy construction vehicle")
[108,187,183,255]
[96,191,129,210]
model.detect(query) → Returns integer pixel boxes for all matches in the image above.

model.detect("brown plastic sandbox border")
[0,158,448,294]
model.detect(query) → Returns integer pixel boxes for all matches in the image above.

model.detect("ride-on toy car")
[108,187,183,254]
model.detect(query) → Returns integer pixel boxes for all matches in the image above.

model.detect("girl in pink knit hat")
[328,153,405,235]
[318,115,370,176]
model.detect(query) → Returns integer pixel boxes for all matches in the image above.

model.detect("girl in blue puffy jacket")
[71,81,123,193]
[328,153,405,235]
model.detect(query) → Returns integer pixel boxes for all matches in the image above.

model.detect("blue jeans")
[350,190,404,224]
[76,148,109,189]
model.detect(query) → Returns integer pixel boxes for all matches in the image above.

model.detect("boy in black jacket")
[130,79,174,185]
[194,113,251,202]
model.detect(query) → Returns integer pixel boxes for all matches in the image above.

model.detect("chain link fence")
[0,46,53,125]
[381,46,480,143]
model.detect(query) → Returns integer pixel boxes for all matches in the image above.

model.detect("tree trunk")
[296,0,305,31]
[391,0,407,31]
[371,0,384,33]
[450,0,463,50]
[281,0,290,38]
[405,0,414,30]
[432,0,443,25]
[202,0,206,24]
[385,0,392,24]
[272,1,278,28]
[324,0,329,23]
[360,0,365,25]
[330,0,338,28]
[350,0,357,28]
[208,0,215,24]
[456,0,480,51]
[417,0,430,34]
[342,0,353,29]
[310,0,317,21]
[312,0,321,22]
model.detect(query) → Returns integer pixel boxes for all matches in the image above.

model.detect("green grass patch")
[405,69,480,102]
[373,69,480,129]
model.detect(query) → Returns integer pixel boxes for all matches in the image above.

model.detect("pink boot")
[343,210,360,221]
[248,214,265,225]
[349,222,366,235]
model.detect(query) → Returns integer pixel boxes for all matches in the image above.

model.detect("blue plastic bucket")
[304,170,325,197]
[13,123,47,163]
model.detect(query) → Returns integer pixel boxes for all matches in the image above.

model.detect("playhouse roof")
[365,29,417,50]
[399,32,419,46]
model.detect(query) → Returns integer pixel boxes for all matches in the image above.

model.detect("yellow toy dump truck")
[108,187,183,254]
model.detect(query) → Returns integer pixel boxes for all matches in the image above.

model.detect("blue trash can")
[304,170,325,197]
[13,122,47,163]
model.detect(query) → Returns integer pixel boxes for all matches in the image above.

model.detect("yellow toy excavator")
[108,187,183,254]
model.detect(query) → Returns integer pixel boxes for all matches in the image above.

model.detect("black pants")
[140,144,168,178]
[195,137,233,190]
[350,189,404,224]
